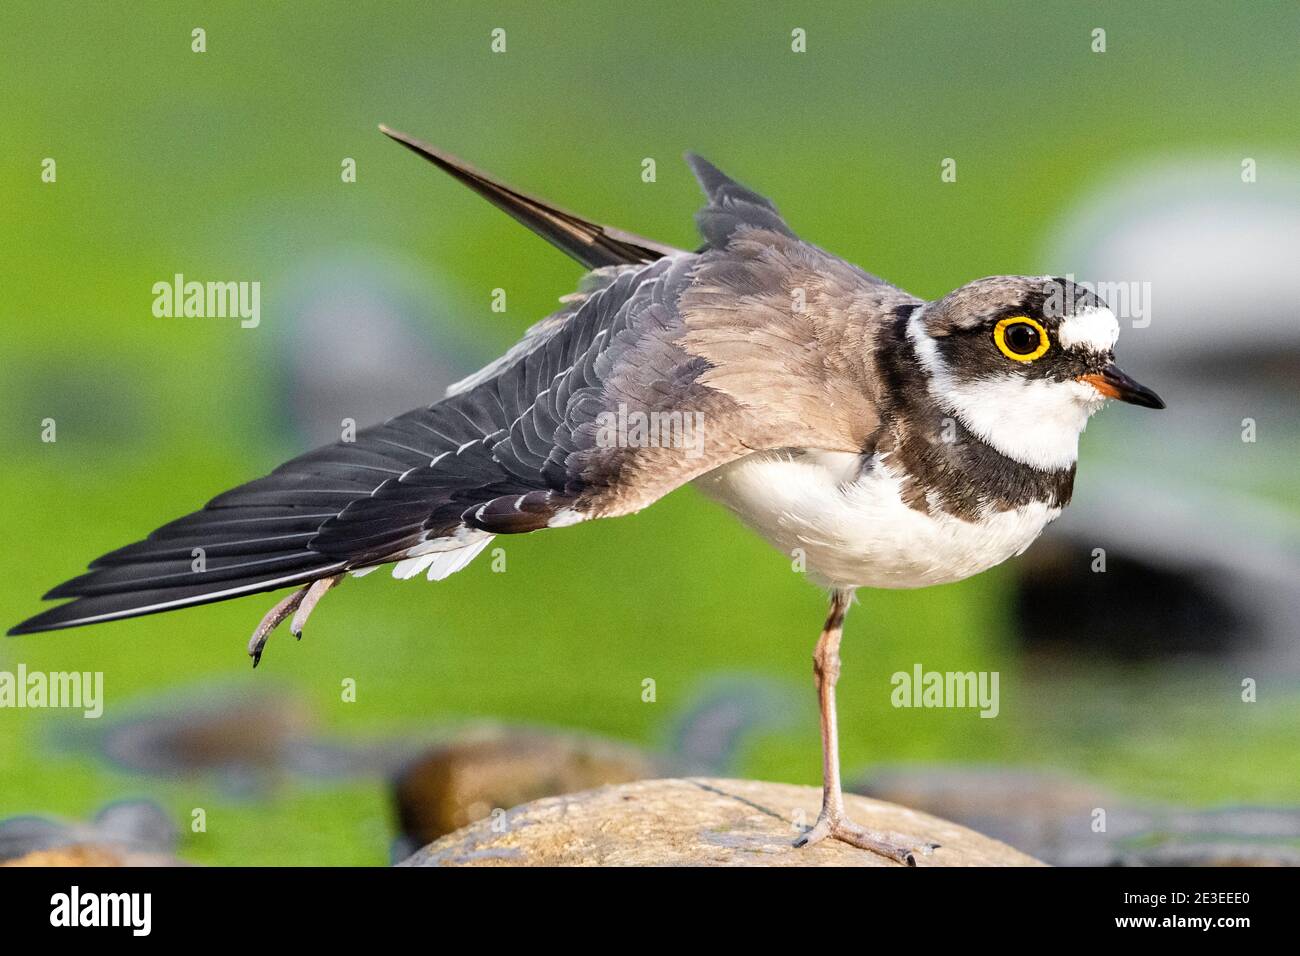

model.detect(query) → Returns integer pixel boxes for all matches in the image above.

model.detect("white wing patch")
[424,536,494,581]
[547,507,586,528]
[381,528,496,582]
[392,553,435,579]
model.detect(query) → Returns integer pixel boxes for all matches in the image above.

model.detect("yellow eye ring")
[993,316,1050,362]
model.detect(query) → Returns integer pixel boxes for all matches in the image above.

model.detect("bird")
[10,126,1165,863]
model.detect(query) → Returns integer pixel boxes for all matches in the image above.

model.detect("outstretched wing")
[10,147,909,635]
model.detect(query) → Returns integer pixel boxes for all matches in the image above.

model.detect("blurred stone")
[402,777,1043,867]
[274,256,483,449]
[92,801,178,850]
[92,688,432,789]
[859,765,1115,865]
[392,728,662,853]
[3,845,185,867]
[1015,538,1259,661]
[98,691,315,788]
[0,818,70,863]
[1046,160,1300,365]
[0,800,179,864]
[1118,843,1300,867]
[669,677,798,773]
[855,765,1300,866]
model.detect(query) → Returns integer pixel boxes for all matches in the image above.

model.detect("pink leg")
[793,589,939,865]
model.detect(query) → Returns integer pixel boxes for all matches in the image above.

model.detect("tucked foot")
[247,587,307,667]
[289,575,342,640]
[794,813,939,866]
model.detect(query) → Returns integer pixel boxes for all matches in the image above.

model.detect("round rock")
[400,777,1044,866]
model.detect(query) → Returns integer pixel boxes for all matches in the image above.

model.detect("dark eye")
[993,317,1049,361]
[1006,323,1038,352]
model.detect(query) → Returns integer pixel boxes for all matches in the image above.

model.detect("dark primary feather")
[10,143,894,636]
[379,125,681,269]
[685,152,797,248]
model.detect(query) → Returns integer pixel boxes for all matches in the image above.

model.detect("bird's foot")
[247,587,307,668]
[247,575,344,666]
[794,811,939,866]
[288,575,341,640]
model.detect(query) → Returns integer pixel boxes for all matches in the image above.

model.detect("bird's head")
[906,275,1164,471]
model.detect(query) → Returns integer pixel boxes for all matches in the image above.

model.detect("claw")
[289,575,341,640]
[247,587,307,667]
[795,812,938,865]
[246,575,344,665]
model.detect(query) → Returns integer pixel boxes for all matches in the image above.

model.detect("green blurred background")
[2,1,1297,865]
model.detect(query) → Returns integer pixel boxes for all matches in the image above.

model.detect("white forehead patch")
[1057,306,1119,353]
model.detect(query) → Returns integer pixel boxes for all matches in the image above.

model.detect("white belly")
[694,449,1059,589]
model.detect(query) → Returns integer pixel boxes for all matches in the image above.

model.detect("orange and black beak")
[1079,364,1165,409]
